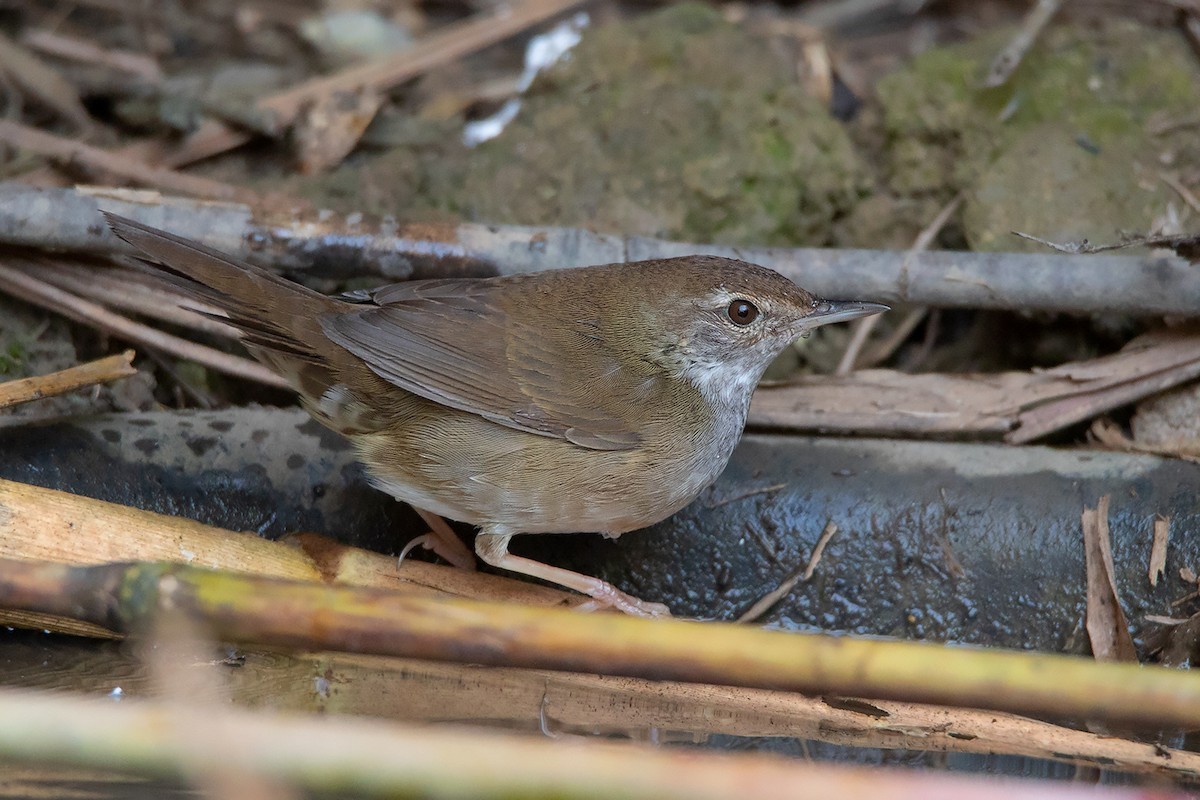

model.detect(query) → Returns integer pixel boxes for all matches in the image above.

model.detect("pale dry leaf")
[293,88,384,174]
[1150,515,1170,588]
[1082,496,1138,662]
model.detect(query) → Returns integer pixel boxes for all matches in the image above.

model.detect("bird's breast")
[353,396,746,537]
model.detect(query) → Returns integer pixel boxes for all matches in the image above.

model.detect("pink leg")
[475,531,670,618]
[397,507,476,571]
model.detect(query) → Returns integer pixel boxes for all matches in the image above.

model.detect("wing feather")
[320,279,649,451]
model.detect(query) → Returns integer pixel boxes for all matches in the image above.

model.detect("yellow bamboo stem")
[1,557,1197,730]
[0,477,584,635]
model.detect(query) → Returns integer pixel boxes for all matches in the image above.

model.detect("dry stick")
[0,689,1178,800]
[4,184,1200,316]
[5,558,1200,730]
[861,306,929,369]
[834,314,878,376]
[1088,418,1200,463]
[0,476,586,636]
[21,28,163,82]
[0,120,256,202]
[157,0,588,168]
[738,522,837,623]
[981,0,1063,88]
[864,191,965,369]
[0,32,91,129]
[0,261,286,388]
[751,330,1200,440]
[0,350,136,409]
[34,262,237,338]
[834,191,962,375]
[1161,171,1200,215]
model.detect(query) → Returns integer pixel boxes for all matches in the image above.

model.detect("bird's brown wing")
[321,279,651,451]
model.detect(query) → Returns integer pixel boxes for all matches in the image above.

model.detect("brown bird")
[104,213,885,617]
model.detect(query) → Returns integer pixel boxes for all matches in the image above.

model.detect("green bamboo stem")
[1,557,1198,729]
[0,686,1188,800]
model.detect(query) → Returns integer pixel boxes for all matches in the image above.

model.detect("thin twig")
[20,28,162,82]
[145,349,216,409]
[0,119,257,202]
[982,0,1063,88]
[1150,516,1170,588]
[1012,229,1200,261]
[907,308,941,371]
[0,260,286,388]
[33,262,237,338]
[738,522,838,623]
[0,32,91,129]
[836,192,963,374]
[0,350,136,409]
[835,314,879,376]
[861,306,927,370]
[705,483,788,509]
[1161,172,1200,215]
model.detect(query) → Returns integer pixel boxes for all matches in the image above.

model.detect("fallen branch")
[1,184,1197,315]
[2,557,1199,729]
[0,350,136,409]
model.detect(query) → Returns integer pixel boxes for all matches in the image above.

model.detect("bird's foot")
[399,508,476,571]
[576,588,671,618]
[474,531,670,618]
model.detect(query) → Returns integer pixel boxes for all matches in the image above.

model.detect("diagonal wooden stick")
[0,350,136,409]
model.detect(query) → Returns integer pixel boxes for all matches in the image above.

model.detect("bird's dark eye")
[727,299,759,326]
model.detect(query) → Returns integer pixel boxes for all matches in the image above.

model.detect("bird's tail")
[103,212,344,403]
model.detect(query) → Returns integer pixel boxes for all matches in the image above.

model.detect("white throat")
[679,357,761,412]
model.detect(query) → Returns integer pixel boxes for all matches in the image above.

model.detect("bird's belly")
[352,410,734,536]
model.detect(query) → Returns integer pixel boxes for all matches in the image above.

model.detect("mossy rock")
[439,3,868,246]
[877,18,1198,251]
[963,124,1165,252]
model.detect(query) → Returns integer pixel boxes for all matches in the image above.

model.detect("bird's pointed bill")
[803,300,890,329]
